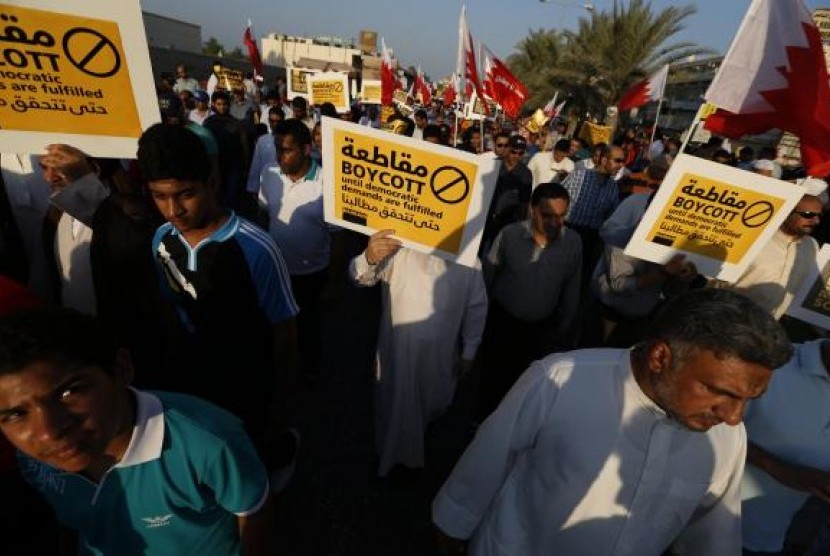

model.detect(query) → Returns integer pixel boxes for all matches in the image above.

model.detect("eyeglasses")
[794,210,821,219]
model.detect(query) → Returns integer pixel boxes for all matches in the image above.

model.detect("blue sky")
[141,0,828,79]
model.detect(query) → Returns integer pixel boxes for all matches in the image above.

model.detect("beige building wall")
[262,35,362,68]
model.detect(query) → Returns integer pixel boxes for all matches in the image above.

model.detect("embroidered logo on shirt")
[157,242,198,300]
[141,514,173,529]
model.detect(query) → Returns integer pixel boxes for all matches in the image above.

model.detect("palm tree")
[509,0,712,118]
[507,28,566,113]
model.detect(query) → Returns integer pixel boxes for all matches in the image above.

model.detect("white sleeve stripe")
[238,223,295,294]
[233,482,270,517]
[237,223,299,315]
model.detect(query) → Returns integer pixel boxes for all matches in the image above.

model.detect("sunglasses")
[794,210,821,219]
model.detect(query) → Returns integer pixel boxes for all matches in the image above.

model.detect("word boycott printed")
[322,119,497,267]
[0,3,140,136]
[645,173,787,264]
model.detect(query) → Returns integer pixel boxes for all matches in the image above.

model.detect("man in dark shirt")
[481,135,533,252]
[204,90,251,210]
[138,124,299,464]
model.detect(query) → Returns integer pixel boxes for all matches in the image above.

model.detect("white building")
[261,32,390,76]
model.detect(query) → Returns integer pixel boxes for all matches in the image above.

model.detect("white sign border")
[624,154,805,282]
[321,118,499,268]
[0,0,160,158]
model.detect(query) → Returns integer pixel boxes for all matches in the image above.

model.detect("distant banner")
[309,72,349,112]
[360,79,382,104]
[578,121,613,146]
[787,245,830,330]
[392,89,409,107]
[524,108,549,134]
[287,67,316,99]
[0,0,160,157]
[624,154,804,282]
[215,67,243,92]
[322,119,499,267]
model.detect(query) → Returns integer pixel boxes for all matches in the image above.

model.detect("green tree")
[509,0,712,119]
[507,28,566,112]
[202,36,225,56]
[228,46,246,59]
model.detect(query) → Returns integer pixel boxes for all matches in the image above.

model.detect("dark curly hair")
[0,308,120,377]
[137,123,211,184]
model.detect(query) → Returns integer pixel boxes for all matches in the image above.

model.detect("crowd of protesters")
[2,57,830,556]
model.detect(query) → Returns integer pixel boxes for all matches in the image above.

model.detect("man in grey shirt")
[478,182,582,418]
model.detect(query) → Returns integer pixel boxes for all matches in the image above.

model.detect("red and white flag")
[443,74,458,107]
[243,21,263,81]
[380,37,399,106]
[414,66,432,105]
[704,0,830,176]
[617,64,669,111]
[551,99,567,119]
[542,93,559,117]
[482,45,527,119]
[456,5,488,113]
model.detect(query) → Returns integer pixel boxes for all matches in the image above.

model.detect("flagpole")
[680,120,698,154]
[648,95,664,158]
[549,91,559,119]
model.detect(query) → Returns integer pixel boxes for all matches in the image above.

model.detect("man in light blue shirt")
[743,339,830,555]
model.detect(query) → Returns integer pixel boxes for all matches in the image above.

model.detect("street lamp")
[538,0,595,11]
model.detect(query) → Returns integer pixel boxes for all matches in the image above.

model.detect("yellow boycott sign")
[290,68,309,94]
[309,72,348,112]
[361,80,381,104]
[0,4,139,137]
[287,67,317,99]
[788,245,830,330]
[392,89,409,106]
[624,154,804,282]
[578,121,614,146]
[323,119,498,267]
[216,67,244,92]
[645,173,786,264]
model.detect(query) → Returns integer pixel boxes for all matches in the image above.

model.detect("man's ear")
[645,341,673,375]
[113,348,134,387]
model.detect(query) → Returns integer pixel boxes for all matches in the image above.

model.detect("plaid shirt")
[561,168,621,229]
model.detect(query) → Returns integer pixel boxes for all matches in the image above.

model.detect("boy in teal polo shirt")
[0,308,275,555]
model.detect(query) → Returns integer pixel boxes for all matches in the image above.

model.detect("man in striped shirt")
[561,144,625,283]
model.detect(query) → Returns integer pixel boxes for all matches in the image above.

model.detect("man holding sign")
[350,229,487,477]
[719,180,824,320]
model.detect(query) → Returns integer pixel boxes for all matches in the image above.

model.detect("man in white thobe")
[351,229,488,477]
[718,181,824,320]
[432,288,793,556]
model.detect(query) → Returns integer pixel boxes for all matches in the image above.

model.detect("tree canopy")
[508,0,712,118]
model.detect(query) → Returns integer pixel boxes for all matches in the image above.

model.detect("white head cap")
[797,176,829,205]
[753,159,782,179]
